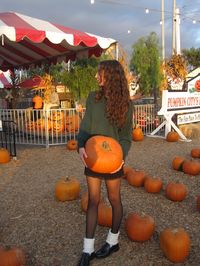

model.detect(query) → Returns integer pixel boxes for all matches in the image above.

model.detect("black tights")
[86,176,123,238]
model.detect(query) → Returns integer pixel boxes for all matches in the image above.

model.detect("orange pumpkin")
[132,127,144,141]
[65,114,80,132]
[66,140,78,150]
[144,176,163,193]
[166,131,179,142]
[160,228,191,263]
[51,111,64,122]
[122,166,134,179]
[197,195,200,212]
[126,169,146,187]
[195,79,200,91]
[84,136,123,174]
[125,213,155,242]
[182,159,200,176]
[53,122,64,133]
[0,148,10,164]
[0,246,26,266]
[98,202,112,227]
[172,156,185,171]
[55,177,80,202]
[191,148,200,158]
[165,182,187,202]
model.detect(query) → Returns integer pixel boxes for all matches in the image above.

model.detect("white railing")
[0,105,164,146]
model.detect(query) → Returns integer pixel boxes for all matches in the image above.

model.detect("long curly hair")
[95,60,130,128]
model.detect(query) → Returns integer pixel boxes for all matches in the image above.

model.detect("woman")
[78,60,133,266]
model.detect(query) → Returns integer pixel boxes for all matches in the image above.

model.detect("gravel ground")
[0,137,200,266]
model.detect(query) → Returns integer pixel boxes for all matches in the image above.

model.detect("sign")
[56,85,69,93]
[177,112,200,125]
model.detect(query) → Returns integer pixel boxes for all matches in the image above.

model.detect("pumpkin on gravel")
[160,227,191,263]
[126,169,146,187]
[125,212,155,242]
[55,177,80,202]
[84,135,123,174]
[0,148,10,164]
[165,182,187,202]
[191,148,200,158]
[0,246,26,266]
[172,156,185,171]
[182,159,200,176]
[66,139,78,150]
[144,176,163,193]
[132,126,144,141]
[166,131,179,142]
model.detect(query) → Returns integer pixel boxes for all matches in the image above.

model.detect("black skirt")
[84,166,124,180]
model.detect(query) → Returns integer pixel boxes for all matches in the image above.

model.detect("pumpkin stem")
[101,141,111,151]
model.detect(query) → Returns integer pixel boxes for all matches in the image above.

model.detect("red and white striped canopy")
[0,12,116,71]
[0,70,12,88]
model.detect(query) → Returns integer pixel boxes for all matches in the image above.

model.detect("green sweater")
[77,91,133,159]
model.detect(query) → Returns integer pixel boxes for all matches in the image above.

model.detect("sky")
[1,0,200,60]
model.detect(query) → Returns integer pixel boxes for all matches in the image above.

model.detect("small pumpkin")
[132,126,144,141]
[84,135,123,174]
[182,159,200,176]
[144,176,163,193]
[55,177,80,202]
[66,139,78,150]
[166,131,179,142]
[165,182,187,202]
[98,202,112,227]
[195,79,200,91]
[160,228,191,263]
[172,156,185,171]
[125,212,155,242]
[0,246,26,266]
[126,169,146,187]
[65,114,80,132]
[122,166,134,179]
[191,148,200,158]
[0,148,10,164]
[197,195,200,212]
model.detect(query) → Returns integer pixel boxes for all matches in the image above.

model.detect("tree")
[129,32,163,106]
[182,47,200,70]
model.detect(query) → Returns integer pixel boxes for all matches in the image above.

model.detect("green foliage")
[129,32,163,99]
[182,47,200,70]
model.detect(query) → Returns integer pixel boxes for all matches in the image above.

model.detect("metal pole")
[161,0,165,60]
[172,0,176,54]
[176,8,181,54]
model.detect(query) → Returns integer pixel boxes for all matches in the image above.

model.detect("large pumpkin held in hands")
[0,246,26,266]
[84,136,123,173]
[160,227,191,263]
[55,177,80,202]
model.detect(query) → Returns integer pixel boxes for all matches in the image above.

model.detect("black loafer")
[78,252,95,266]
[95,242,119,259]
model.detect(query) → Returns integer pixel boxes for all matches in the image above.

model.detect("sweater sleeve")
[118,102,133,159]
[77,93,92,149]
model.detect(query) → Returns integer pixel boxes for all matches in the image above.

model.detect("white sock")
[83,238,95,254]
[106,229,120,247]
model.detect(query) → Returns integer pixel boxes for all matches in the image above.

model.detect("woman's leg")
[86,176,102,238]
[105,178,123,234]
[95,178,122,259]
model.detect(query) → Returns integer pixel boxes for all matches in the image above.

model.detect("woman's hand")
[79,147,88,167]
[110,160,124,174]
